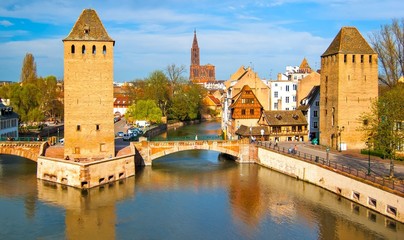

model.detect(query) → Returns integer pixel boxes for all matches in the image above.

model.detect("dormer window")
[84,25,90,35]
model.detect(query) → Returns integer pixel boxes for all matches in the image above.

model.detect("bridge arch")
[133,139,253,165]
[0,141,48,162]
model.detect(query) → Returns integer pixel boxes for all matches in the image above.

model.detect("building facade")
[63,9,115,159]
[319,27,378,150]
[297,86,320,141]
[0,102,19,139]
[189,30,216,84]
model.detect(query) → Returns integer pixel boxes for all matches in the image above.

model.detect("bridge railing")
[0,136,50,142]
[256,141,404,195]
[151,135,223,142]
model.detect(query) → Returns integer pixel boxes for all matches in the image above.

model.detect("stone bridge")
[133,139,256,165]
[0,141,48,161]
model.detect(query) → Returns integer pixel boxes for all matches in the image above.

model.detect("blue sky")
[0,0,403,82]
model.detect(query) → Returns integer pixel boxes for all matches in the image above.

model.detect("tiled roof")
[208,95,221,106]
[299,58,311,69]
[321,27,375,57]
[63,9,114,44]
[261,110,307,126]
[235,125,270,136]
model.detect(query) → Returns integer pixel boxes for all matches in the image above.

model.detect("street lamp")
[57,128,60,143]
[337,126,345,152]
[366,137,371,175]
[261,129,264,141]
[250,126,252,143]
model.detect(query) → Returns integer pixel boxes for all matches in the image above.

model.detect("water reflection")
[1,121,403,239]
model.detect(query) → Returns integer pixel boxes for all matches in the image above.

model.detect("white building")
[0,101,19,139]
[297,86,320,142]
[267,80,298,110]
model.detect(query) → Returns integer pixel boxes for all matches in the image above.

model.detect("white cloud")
[0,20,13,27]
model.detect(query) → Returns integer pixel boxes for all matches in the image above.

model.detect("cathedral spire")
[191,29,200,65]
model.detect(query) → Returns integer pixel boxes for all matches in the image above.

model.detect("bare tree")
[20,53,37,84]
[370,19,404,88]
[166,64,186,85]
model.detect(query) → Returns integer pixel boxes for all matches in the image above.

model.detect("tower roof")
[299,58,311,69]
[63,9,114,44]
[192,30,199,49]
[321,27,375,57]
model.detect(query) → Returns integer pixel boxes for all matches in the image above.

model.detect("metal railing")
[151,135,223,142]
[256,141,404,194]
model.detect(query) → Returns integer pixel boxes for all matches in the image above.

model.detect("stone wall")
[37,154,135,189]
[257,148,404,223]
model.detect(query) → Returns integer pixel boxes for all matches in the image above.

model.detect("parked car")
[59,138,64,144]
[123,134,131,141]
[117,131,124,137]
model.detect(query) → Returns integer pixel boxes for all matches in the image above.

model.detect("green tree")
[126,100,162,123]
[360,84,404,177]
[370,18,404,88]
[144,70,170,116]
[20,53,37,85]
[170,83,205,120]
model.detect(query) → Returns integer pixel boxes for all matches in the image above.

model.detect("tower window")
[369,55,372,63]
[361,55,364,63]
[344,54,347,63]
[352,55,355,63]
[77,125,81,131]
[103,45,107,55]
[71,45,75,54]
[82,45,86,54]
[96,124,100,131]
[92,45,96,55]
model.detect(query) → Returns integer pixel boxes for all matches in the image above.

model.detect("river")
[0,121,402,239]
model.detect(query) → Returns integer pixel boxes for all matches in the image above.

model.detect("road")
[274,141,404,180]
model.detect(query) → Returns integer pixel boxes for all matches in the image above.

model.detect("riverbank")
[256,145,404,223]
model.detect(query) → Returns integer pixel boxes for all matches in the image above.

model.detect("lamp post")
[366,138,371,175]
[250,126,252,143]
[261,129,264,141]
[57,128,60,143]
[337,126,345,152]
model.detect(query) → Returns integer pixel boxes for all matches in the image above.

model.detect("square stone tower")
[320,27,378,150]
[62,9,115,160]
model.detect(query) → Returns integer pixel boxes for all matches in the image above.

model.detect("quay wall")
[37,154,135,189]
[257,148,404,223]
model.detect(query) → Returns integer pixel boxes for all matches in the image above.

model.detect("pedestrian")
[294,145,298,154]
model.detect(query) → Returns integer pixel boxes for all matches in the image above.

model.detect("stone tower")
[319,27,378,150]
[63,9,115,160]
[189,30,216,83]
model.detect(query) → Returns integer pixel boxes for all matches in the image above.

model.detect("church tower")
[189,30,216,83]
[191,30,200,66]
[62,9,115,160]
[319,27,378,150]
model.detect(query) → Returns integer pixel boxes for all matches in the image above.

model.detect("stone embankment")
[256,145,404,223]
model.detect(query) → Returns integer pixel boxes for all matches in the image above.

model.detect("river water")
[0,121,403,239]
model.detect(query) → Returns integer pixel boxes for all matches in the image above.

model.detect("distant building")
[0,101,19,139]
[297,86,320,141]
[267,78,297,110]
[320,27,378,150]
[268,58,315,111]
[189,30,216,84]
[63,9,115,159]
[222,66,270,139]
[257,110,308,142]
[228,85,263,139]
[296,71,321,106]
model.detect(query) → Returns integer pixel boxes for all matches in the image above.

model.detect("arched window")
[103,45,107,55]
[92,45,96,55]
[82,45,86,54]
[71,45,75,54]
